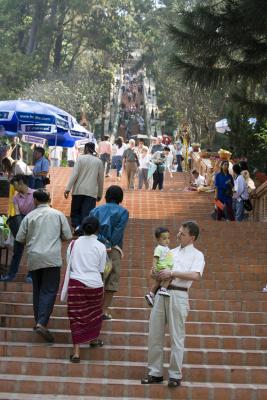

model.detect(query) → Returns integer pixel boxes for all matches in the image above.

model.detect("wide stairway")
[0,170,267,399]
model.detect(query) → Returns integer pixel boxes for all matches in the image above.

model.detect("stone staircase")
[0,171,267,399]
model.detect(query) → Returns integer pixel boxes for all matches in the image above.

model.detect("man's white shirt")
[171,244,205,289]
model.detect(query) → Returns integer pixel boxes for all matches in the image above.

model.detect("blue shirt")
[215,172,234,204]
[33,156,49,178]
[90,202,129,249]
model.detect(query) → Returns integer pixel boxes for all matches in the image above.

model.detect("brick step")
[9,263,267,277]
[1,288,266,303]
[1,341,267,367]
[2,295,267,313]
[1,328,266,350]
[113,297,267,312]
[2,279,267,292]
[1,316,267,336]
[1,357,267,384]
[0,395,146,400]
[0,374,266,399]
[0,395,145,400]
[118,274,266,285]
[11,268,267,281]
[1,304,267,324]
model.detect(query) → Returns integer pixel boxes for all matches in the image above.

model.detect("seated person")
[187,170,205,191]
[198,167,216,193]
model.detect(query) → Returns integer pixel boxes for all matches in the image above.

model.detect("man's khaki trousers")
[125,161,137,189]
[147,290,189,379]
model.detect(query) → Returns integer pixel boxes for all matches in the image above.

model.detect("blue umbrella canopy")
[0,100,85,147]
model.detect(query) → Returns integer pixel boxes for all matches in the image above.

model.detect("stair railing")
[252,180,267,222]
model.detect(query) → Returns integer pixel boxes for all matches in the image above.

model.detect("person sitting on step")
[145,227,173,307]
[187,170,205,191]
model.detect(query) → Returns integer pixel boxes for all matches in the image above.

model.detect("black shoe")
[0,274,15,282]
[35,326,54,343]
[102,313,112,320]
[141,375,163,384]
[168,378,182,388]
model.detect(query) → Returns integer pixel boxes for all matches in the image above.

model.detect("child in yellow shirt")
[145,227,173,307]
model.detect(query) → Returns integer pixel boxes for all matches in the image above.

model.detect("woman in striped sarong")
[67,216,106,363]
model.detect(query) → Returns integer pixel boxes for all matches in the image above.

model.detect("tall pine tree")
[167,0,267,116]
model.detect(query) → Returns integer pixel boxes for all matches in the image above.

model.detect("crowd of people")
[187,157,255,222]
[0,127,261,389]
[0,162,205,388]
[98,134,190,191]
[119,72,145,139]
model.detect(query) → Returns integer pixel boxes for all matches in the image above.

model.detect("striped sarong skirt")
[67,279,104,345]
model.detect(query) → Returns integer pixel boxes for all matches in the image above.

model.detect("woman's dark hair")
[33,189,50,203]
[84,142,96,155]
[182,220,200,240]
[1,157,13,172]
[163,146,170,152]
[105,185,123,204]
[239,160,248,171]
[34,147,45,156]
[81,216,99,235]
[233,163,241,175]
[220,160,229,173]
[155,227,169,239]
[103,135,110,141]
[10,174,29,186]
[116,137,123,148]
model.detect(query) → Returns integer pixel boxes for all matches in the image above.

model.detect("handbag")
[41,158,50,185]
[60,240,75,302]
[104,254,113,281]
[240,189,253,212]
[157,163,165,173]
[243,198,253,211]
[6,214,23,237]
[43,176,51,185]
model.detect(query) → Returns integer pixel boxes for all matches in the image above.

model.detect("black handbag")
[43,176,51,185]
[6,214,24,237]
[243,198,253,211]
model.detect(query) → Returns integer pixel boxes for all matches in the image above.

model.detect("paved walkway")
[0,168,267,399]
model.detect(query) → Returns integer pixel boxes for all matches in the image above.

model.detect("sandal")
[141,375,163,384]
[102,314,112,320]
[69,354,80,363]
[168,378,181,388]
[90,339,104,348]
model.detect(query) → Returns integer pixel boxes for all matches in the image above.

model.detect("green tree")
[167,0,267,116]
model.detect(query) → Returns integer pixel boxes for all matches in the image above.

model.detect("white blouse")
[67,235,106,288]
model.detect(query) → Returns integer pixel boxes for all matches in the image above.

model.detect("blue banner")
[70,130,87,138]
[17,112,54,124]
[0,112,9,119]
[24,125,52,133]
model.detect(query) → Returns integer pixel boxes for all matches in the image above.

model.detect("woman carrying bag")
[61,216,106,363]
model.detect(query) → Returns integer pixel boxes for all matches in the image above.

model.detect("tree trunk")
[26,0,47,55]
[53,1,67,72]
[42,0,58,75]
[101,99,105,136]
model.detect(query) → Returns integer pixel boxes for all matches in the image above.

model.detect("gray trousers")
[147,290,189,379]
[138,168,149,189]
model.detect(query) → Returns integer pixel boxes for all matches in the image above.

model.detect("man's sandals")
[141,375,181,388]
[35,325,54,343]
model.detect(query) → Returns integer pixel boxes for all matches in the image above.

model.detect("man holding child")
[142,221,205,388]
